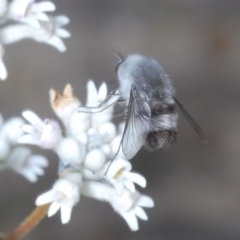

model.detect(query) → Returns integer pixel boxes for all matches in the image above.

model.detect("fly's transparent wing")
[174,97,208,145]
[122,88,151,159]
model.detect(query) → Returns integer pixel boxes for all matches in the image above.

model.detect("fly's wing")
[174,97,208,145]
[122,88,151,159]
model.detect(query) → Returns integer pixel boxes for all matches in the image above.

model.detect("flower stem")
[5,204,50,240]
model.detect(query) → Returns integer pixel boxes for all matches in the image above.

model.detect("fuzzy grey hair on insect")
[116,54,178,159]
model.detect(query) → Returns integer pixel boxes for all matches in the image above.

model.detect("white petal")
[137,195,154,208]
[48,201,61,217]
[120,212,139,231]
[18,134,40,145]
[133,206,148,220]
[29,155,48,167]
[61,201,74,224]
[31,166,44,175]
[46,36,66,52]
[53,15,70,27]
[0,24,33,45]
[36,190,60,205]
[98,82,107,101]
[21,124,36,134]
[86,80,98,107]
[123,180,135,193]
[111,181,124,196]
[55,28,71,38]
[20,17,41,29]
[35,12,49,21]
[22,111,44,128]
[19,168,37,182]
[53,178,80,201]
[123,172,146,188]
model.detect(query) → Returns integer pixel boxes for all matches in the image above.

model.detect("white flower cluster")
[0,114,48,182]
[0,0,70,80]
[19,82,154,231]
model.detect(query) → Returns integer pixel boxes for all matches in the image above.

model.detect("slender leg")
[78,93,126,113]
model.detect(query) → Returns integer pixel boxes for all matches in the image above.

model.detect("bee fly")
[78,54,207,162]
[115,54,207,160]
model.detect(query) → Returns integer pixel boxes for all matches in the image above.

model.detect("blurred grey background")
[1,0,240,239]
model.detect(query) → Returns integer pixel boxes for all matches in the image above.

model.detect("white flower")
[7,0,56,29]
[7,146,48,182]
[81,181,153,231]
[114,191,154,231]
[18,110,62,149]
[105,158,146,195]
[0,15,70,52]
[0,115,48,181]
[36,177,81,224]
[0,45,7,80]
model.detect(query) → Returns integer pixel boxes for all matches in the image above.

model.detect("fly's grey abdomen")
[145,129,177,151]
[145,103,178,151]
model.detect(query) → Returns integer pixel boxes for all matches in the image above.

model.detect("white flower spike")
[16,82,154,230]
